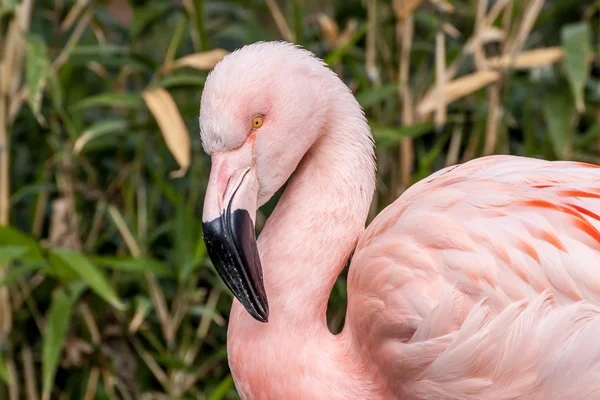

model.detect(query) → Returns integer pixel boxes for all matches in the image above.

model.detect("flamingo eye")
[252,115,264,130]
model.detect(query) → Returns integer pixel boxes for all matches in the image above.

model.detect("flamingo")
[200,41,600,399]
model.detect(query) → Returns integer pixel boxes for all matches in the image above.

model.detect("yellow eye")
[252,115,264,130]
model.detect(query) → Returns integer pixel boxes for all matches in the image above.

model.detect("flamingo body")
[199,41,600,399]
[347,155,600,399]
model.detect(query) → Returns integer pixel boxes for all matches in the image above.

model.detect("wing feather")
[345,155,600,399]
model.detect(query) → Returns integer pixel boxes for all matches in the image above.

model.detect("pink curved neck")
[255,103,375,327]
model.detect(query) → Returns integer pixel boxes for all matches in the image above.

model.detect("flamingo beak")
[201,155,269,323]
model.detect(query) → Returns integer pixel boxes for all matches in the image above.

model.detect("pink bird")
[200,41,600,399]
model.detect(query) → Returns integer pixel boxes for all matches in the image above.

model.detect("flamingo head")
[199,42,336,322]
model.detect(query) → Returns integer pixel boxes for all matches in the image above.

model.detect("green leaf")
[575,121,600,148]
[0,226,44,263]
[26,34,51,122]
[356,83,400,109]
[132,2,177,38]
[0,352,9,384]
[0,262,47,287]
[209,375,235,400]
[371,121,435,147]
[69,45,129,56]
[0,0,17,19]
[561,22,591,113]
[156,72,206,89]
[0,246,28,265]
[91,256,173,277]
[414,130,452,182]
[70,92,142,111]
[74,119,129,154]
[42,284,85,399]
[47,251,81,282]
[542,92,573,159]
[174,199,201,282]
[10,182,56,205]
[50,249,125,310]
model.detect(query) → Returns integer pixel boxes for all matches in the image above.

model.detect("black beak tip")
[202,209,270,324]
[250,308,269,323]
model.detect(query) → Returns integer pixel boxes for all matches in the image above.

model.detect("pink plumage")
[199,41,600,399]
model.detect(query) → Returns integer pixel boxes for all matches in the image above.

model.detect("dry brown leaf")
[317,13,339,47]
[418,70,500,115]
[163,49,229,73]
[142,87,190,178]
[487,47,564,69]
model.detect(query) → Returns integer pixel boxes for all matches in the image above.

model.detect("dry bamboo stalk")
[483,0,512,155]
[0,9,27,369]
[60,0,90,31]
[397,12,415,192]
[365,0,380,86]
[0,90,9,228]
[483,83,501,155]
[440,0,512,85]
[443,22,461,39]
[178,289,224,391]
[196,288,221,339]
[83,368,100,400]
[101,367,115,398]
[483,0,512,27]
[473,0,489,70]
[316,13,339,47]
[445,124,463,166]
[394,0,425,20]
[107,204,173,346]
[435,29,447,129]
[0,19,18,227]
[264,0,295,42]
[129,336,169,389]
[505,0,545,57]
[338,19,359,47]
[7,357,19,400]
[128,300,150,333]
[53,9,93,69]
[79,303,101,344]
[21,346,38,400]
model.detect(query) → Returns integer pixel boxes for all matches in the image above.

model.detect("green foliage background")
[0,0,599,398]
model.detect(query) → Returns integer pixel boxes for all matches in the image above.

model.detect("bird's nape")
[201,146,269,323]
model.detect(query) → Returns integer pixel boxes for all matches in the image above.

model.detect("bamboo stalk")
[21,346,38,400]
[435,28,447,129]
[0,84,8,226]
[396,9,415,192]
[483,84,501,155]
[473,0,489,70]
[264,0,295,42]
[7,357,19,400]
[83,368,100,400]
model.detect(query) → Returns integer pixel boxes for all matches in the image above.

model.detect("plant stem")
[0,91,8,226]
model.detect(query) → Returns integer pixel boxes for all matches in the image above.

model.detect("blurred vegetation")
[0,0,599,398]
